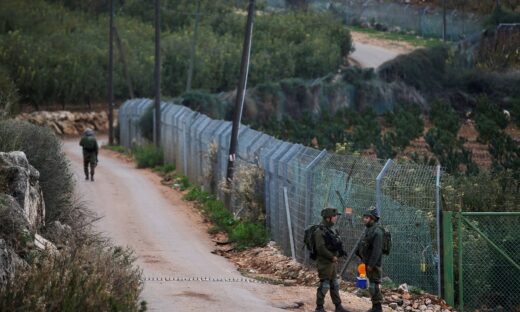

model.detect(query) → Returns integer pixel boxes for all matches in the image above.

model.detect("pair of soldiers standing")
[313,207,383,312]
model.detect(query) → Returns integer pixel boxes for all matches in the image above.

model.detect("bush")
[513,99,520,128]
[184,186,268,249]
[0,243,145,312]
[0,120,76,226]
[103,145,128,154]
[132,145,163,169]
[475,97,508,131]
[485,5,520,26]
[181,90,227,119]
[378,45,449,93]
[425,101,477,175]
[153,163,176,174]
[0,66,19,117]
[229,222,269,250]
[384,103,424,148]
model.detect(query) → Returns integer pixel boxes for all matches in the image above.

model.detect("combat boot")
[371,303,382,312]
[90,174,94,182]
[315,305,326,312]
[335,304,350,312]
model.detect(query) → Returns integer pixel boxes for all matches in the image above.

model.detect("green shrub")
[425,101,477,175]
[103,145,128,154]
[473,97,509,146]
[229,222,269,250]
[138,105,154,142]
[0,66,19,117]
[182,185,268,248]
[485,5,520,26]
[378,45,449,93]
[153,163,176,174]
[181,90,226,119]
[132,145,163,169]
[385,103,424,148]
[0,120,76,226]
[175,175,191,191]
[513,99,520,128]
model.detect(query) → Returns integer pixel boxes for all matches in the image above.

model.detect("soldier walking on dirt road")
[79,128,98,181]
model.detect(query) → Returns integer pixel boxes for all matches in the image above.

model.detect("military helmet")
[321,207,341,218]
[84,128,94,136]
[363,206,380,220]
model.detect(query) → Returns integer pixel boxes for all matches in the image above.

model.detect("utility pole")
[154,0,161,147]
[186,0,201,92]
[114,26,134,99]
[226,0,255,182]
[108,0,115,145]
[442,0,447,41]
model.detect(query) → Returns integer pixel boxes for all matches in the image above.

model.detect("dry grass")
[0,238,145,312]
[219,163,265,222]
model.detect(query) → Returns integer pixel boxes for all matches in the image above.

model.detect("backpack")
[82,136,97,151]
[379,225,392,256]
[303,225,322,260]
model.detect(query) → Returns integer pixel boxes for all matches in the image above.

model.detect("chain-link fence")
[119,98,442,295]
[264,0,484,40]
[456,212,520,312]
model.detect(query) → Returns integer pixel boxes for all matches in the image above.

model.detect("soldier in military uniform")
[314,208,350,312]
[79,128,99,181]
[356,207,384,312]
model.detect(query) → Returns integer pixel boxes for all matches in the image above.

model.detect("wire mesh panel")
[199,120,223,192]
[460,213,520,312]
[284,147,325,262]
[340,0,483,40]
[380,161,439,294]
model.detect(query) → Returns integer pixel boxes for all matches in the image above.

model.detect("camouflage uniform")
[356,208,384,312]
[314,208,349,312]
[79,129,98,181]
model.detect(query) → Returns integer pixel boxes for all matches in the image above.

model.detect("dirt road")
[63,139,373,312]
[349,31,414,68]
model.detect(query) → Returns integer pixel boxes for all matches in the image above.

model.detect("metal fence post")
[457,211,464,311]
[375,159,393,215]
[283,187,296,260]
[435,165,442,296]
[442,211,455,306]
[304,149,327,263]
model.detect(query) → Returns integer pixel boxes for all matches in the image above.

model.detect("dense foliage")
[0,0,351,108]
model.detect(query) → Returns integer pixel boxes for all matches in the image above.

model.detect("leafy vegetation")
[132,145,164,169]
[103,144,129,154]
[0,0,351,108]
[183,186,268,250]
[425,101,477,175]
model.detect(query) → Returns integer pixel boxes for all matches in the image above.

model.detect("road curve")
[63,139,283,312]
[350,42,400,69]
